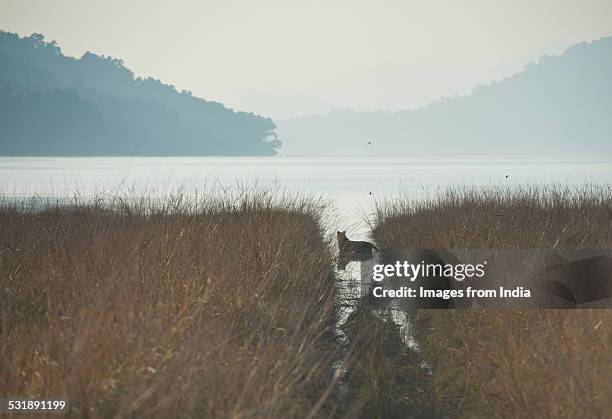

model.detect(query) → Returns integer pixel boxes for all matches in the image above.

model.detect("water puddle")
[332,250,438,416]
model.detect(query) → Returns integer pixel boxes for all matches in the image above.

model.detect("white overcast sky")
[1,0,611,119]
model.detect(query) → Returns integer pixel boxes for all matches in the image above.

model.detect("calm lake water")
[2,155,612,237]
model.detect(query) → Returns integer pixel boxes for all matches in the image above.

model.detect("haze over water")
[2,155,612,238]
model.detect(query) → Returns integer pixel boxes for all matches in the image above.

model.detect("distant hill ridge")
[277,36,612,155]
[0,31,280,155]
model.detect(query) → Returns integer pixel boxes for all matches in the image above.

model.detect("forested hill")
[0,31,280,155]
[277,36,612,155]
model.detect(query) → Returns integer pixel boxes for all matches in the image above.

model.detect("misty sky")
[1,0,612,119]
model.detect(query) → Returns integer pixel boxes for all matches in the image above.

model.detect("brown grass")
[374,184,612,249]
[0,193,340,418]
[373,185,612,418]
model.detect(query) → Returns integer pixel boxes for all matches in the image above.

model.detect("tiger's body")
[336,231,378,269]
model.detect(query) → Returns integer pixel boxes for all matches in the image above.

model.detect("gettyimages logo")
[361,249,612,309]
[372,260,487,282]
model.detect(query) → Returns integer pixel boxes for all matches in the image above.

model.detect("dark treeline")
[0,31,280,155]
[278,36,612,155]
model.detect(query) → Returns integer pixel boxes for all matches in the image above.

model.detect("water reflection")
[334,257,438,417]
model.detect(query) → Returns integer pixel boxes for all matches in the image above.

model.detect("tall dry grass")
[373,185,612,418]
[374,184,612,249]
[0,193,340,418]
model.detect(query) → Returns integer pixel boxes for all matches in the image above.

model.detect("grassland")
[3,185,611,418]
[0,193,341,418]
[373,185,612,418]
